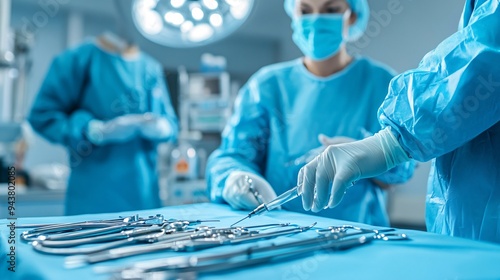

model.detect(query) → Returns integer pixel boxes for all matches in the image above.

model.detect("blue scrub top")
[28,42,178,215]
[379,0,500,243]
[207,57,415,226]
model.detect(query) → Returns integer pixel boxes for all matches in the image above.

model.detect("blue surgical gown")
[379,0,500,243]
[28,42,178,215]
[207,57,415,226]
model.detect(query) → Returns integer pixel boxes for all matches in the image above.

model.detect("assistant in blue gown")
[378,0,500,242]
[28,41,178,215]
[207,0,415,227]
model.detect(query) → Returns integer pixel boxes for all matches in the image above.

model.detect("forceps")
[21,214,218,242]
[29,219,229,256]
[31,223,287,258]
[20,214,161,241]
[99,224,384,278]
[64,223,313,268]
[246,175,265,205]
[317,225,409,241]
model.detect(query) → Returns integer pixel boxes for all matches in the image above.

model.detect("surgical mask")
[292,12,350,61]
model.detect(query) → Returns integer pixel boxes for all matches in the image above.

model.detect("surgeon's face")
[296,0,356,25]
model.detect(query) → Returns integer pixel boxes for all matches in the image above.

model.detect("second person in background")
[206,0,414,226]
[29,32,178,215]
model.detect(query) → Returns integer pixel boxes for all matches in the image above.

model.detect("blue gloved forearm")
[29,108,94,148]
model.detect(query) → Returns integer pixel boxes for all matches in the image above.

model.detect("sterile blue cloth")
[207,57,415,227]
[284,0,369,41]
[28,42,178,215]
[378,0,500,243]
[1,204,500,280]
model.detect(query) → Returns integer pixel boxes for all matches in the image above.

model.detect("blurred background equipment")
[0,0,34,186]
[159,56,237,206]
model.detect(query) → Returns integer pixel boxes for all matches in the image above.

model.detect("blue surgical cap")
[284,0,369,41]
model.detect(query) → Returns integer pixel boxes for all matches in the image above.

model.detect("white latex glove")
[86,114,144,145]
[139,114,172,140]
[223,171,278,210]
[298,127,410,212]
[318,134,356,146]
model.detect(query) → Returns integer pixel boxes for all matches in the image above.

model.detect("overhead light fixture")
[171,0,185,8]
[202,0,218,10]
[131,0,254,48]
[190,4,205,21]
[209,13,223,27]
[164,11,185,26]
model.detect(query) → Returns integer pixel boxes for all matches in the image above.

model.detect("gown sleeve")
[206,79,270,203]
[28,45,95,149]
[378,0,500,162]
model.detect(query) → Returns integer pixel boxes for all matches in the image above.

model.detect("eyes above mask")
[291,13,349,61]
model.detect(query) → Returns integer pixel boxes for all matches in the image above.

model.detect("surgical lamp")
[131,0,254,47]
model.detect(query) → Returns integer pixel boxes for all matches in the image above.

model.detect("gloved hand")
[139,114,172,140]
[86,114,144,145]
[223,171,278,210]
[298,127,410,212]
[318,134,356,146]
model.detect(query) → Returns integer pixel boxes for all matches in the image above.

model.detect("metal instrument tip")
[231,215,249,227]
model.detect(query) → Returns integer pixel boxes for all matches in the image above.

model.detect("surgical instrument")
[100,225,408,279]
[232,185,301,226]
[245,175,265,205]
[316,225,409,241]
[31,223,288,256]
[65,223,315,268]
[21,214,219,242]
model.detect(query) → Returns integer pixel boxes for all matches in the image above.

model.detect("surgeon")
[28,32,178,215]
[299,0,500,243]
[206,0,414,226]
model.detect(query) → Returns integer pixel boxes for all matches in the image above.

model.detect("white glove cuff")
[86,120,105,145]
[154,118,172,138]
[142,118,172,140]
[376,127,411,169]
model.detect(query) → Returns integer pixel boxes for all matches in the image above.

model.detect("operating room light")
[170,0,185,8]
[191,5,205,21]
[202,0,218,10]
[188,23,214,42]
[164,11,185,26]
[181,20,194,32]
[132,0,254,47]
[137,10,164,35]
[209,13,223,27]
[138,0,159,9]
